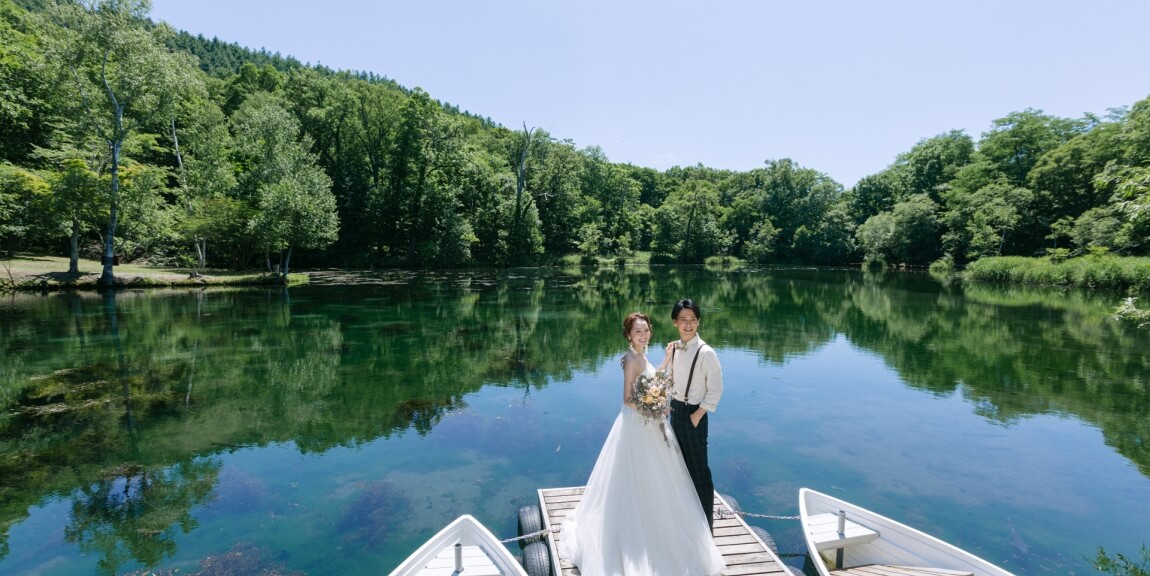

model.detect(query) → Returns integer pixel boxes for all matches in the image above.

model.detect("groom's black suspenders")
[673,347,705,406]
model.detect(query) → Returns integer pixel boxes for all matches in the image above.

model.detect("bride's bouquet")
[631,370,673,425]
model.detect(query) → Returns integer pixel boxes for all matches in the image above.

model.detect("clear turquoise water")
[0,267,1147,575]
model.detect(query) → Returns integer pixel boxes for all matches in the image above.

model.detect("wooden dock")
[538,486,795,576]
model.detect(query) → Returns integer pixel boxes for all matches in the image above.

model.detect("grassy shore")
[0,254,307,292]
[963,254,1150,292]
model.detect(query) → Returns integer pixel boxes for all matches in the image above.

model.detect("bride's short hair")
[622,311,651,339]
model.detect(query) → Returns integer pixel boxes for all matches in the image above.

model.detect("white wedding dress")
[560,362,725,575]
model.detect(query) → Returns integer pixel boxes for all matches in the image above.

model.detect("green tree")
[1028,121,1123,233]
[221,61,283,115]
[847,170,901,226]
[114,161,178,262]
[45,0,198,286]
[386,88,469,266]
[0,0,57,165]
[856,211,897,264]
[231,92,338,276]
[940,158,1006,261]
[742,218,779,264]
[505,123,545,264]
[964,183,1032,259]
[893,130,974,202]
[337,78,404,262]
[0,162,49,254]
[653,180,729,262]
[755,159,844,262]
[46,158,102,271]
[1096,164,1150,253]
[532,137,584,256]
[792,203,854,264]
[578,146,643,257]
[169,80,235,269]
[1091,96,1150,255]
[890,193,943,264]
[978,109,1087,187]
[1068,206,1123,253]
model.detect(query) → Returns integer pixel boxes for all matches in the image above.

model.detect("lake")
[1,266,1147,575]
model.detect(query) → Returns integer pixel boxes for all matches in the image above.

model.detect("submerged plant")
[124,541,306,576]
[337,480,410,548]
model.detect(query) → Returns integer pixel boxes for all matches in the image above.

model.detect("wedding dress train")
[560,362,725,575]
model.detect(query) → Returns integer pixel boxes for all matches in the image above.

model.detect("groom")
[667,298,723,532]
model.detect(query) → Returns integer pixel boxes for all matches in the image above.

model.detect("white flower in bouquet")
[631,370,672,425]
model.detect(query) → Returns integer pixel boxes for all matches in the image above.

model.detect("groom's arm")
[698,347,723,412]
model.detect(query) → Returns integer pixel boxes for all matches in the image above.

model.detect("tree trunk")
[170,115,206,270]
[513,126,530,228]
[99,91,125,288]
[69,214,81,274]
[281,247,292,279]
[100,135,121,288]
[195,239,205,269]
[682,192,697,262]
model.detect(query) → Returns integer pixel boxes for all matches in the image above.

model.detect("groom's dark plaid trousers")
[670,398,714,532]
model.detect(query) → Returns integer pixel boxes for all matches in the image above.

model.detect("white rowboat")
[799,488,1016,576]
[388,514,528,576]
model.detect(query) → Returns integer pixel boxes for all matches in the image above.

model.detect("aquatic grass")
[337,480,411,548]
[122,541,306,576]
[964,255,1150,292]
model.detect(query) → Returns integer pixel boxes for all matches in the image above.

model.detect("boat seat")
[830,565,974,576]
[806,512,880,551]
[417,544,505,575]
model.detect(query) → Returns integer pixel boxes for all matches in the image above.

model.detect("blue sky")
[149,0,1150,188]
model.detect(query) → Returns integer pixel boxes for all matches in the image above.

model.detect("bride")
[560,312,725,575]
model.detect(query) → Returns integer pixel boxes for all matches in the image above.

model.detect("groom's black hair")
[671,298,701,320]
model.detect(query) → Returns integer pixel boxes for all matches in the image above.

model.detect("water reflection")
[65,459,220,574]
[0,268,1147,573]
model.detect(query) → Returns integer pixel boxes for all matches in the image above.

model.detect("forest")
[2,0,1149,287]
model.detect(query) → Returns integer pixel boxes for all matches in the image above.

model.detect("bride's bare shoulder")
[621,350,645,370]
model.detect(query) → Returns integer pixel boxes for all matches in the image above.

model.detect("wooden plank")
[538,486,794,576]
[831,565,974,576]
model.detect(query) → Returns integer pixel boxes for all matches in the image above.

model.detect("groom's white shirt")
[671,335,723,412]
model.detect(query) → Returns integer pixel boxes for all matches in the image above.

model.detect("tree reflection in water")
[64,459,220,575]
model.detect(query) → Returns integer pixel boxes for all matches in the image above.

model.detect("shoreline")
[1,255,306,292]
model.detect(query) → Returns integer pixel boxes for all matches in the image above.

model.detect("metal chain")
[717,509,801,521]
[499,527,557,544]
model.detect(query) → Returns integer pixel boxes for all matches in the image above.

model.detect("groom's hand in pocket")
[690,409,704,428]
